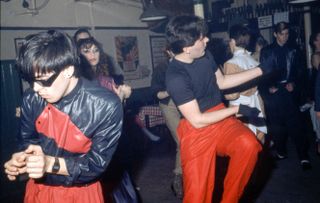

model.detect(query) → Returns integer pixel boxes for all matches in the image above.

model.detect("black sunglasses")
[32,71,60,87]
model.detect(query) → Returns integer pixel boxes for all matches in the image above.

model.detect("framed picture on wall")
[149,36,167,70]
[14,38,26,56]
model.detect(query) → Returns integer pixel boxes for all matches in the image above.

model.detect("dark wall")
[0,60,25,202]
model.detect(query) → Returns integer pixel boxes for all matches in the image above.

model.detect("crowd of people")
[3,14,320,203]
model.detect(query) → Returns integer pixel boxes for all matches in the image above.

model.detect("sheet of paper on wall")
[150,36,167,70]
[274,12,289,25]
[258,15,273,29]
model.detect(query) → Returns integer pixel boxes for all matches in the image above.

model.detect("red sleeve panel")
[35,104,91,154]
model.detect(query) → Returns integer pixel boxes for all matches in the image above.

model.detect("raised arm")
[216,52,275,90]
[216,66,262,90]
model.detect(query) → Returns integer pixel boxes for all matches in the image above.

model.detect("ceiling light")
[289,0,317,4]
[140,0,167,22]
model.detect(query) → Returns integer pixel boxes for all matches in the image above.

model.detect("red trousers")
[177,104,262,203]
[24,179,104,203]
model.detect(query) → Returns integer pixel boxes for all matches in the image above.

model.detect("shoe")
[275,153,287,160]
[300,160,312,171]
[269,140,275,148]
[171,174,183,199]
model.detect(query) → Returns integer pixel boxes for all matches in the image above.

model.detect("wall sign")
[149,36,167,70]
[258,15,273,29]
[14,38,26,57]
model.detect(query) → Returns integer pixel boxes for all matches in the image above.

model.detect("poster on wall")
[115,36,150,81]
[258,15,273,29]
[149,36,167,70]
[273,11,289,24]
[14,38,26,57]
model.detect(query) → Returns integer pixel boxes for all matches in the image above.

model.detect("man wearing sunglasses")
[4,30,123,203]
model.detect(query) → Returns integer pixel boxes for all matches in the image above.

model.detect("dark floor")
[131,124,320,203]
[1,118,320,203]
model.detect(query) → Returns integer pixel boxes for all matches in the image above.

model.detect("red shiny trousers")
[177,104,262,203]
[24,179,104,203]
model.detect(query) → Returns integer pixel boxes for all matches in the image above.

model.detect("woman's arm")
[115,84,132,101]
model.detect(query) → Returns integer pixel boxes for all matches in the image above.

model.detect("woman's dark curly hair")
[77,37,113,80]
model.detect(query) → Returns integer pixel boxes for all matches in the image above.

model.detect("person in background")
[3,30,123,203]
[252,35,268,62]
[77,37,131,101]
[74,30,132,101]
[151,49,183,199]
[73,28,92,43]
[165,15,273,203]
[308,31,320,155]
[223,24,267,144]
[77,37,140,202]
[315,66,320,142]
[259,22,311,169]
[207,37,233,70]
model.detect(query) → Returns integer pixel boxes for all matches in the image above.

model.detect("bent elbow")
[189,119,206,129]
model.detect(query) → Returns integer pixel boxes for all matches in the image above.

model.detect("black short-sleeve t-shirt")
[165,51,222,113]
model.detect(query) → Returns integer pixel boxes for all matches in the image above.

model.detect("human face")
[274,29,289,46]
[33,71,60,87]
[313,33,320,51]
[32,68,73,103]
[228,39,236,53]
[187,36,209,59]
[81,44,100,67]
[76,32,90,42]
[255,43,263,53]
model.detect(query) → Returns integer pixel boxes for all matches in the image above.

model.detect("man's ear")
[62,66,75,78]
[183,47,190,54]
[229,39,235,47]
[273,32,277,38]
[229,39,236,52]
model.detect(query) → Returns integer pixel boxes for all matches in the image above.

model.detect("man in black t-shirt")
[165,15,271,203]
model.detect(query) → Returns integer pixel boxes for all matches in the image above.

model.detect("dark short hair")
[274,22,289,34]
[309,31,320,52]
[165,15,208,55]
[16,30,80,82]
[229,24,250,48]
[73,28,91,42]
[255,35,268,48]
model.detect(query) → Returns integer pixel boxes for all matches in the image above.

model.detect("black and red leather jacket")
[18,78,123,186]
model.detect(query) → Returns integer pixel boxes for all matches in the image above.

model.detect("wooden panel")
[0,60,25,201]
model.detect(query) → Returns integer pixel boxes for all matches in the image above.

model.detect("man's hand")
[4,152,28,181]
[119,84,132,99]
[269,86,278,94]
[316,112,320,120]
[238,104,261,118]
[25,145,47,179]
[285,83,294,92]
[113,84,132,101]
